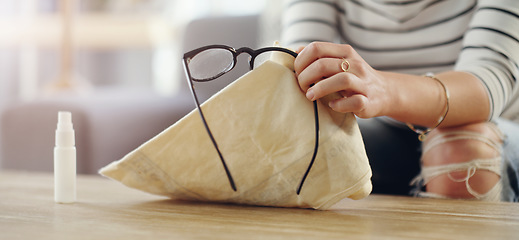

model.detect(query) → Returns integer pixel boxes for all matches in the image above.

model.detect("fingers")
[294,42,379,117]
[294,42,357,77]
[297,58,345,92]
[328,94,368,115]
[304,71,369,115]
[305,72,365,101]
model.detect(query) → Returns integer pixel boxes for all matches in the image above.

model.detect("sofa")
[0,14,261,174]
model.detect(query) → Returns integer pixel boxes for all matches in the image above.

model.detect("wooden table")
[1,171,519,240]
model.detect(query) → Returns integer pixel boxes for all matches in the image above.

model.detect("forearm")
[383,70,490,128]
[294,42,493,127]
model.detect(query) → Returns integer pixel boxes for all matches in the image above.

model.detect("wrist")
[377,71,445,127]
[377,70,407,119]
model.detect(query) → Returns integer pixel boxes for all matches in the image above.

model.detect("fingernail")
[306,89,314,101]
[328,101,336,109]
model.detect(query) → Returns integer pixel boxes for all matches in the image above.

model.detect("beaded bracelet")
[406,73,450,141]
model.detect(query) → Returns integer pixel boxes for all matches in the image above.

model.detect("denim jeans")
[358,117,519,202]
[496,118,519,201]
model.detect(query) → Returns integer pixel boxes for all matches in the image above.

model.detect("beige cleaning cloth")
[99,53,372,210]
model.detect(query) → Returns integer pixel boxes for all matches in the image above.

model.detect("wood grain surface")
[1,171,518,240]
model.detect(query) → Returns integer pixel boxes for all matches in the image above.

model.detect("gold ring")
[341,58,350,72]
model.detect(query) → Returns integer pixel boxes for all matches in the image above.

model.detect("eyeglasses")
[182,45,319,195]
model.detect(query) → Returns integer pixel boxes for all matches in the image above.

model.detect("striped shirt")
[281,0,519,122]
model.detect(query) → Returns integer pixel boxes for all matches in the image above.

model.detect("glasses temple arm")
[296,100,320,195]
[183,60,238,192]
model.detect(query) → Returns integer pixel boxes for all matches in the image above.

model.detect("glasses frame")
[182,45,319,195]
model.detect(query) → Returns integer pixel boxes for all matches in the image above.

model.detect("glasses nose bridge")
[235,47,256,70]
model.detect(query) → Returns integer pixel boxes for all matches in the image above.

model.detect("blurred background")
[0,0,267,99]
[0,0,281,173]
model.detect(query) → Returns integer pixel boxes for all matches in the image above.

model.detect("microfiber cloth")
[99,52,372,210]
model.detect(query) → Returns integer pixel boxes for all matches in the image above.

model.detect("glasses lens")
[253,50,295,69]
[188,48,234,81]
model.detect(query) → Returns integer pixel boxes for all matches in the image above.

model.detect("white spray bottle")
[54,111,76,203]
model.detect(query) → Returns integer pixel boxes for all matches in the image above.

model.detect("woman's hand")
[294,42,394,119]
